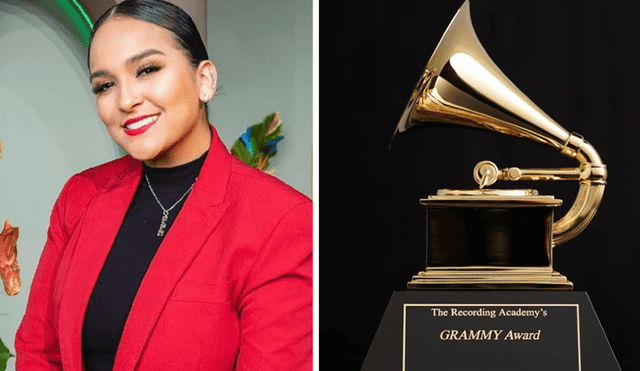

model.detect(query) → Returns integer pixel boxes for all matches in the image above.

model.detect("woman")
[14,1,312,370]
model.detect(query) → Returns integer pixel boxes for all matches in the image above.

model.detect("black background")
[320,0,640,369]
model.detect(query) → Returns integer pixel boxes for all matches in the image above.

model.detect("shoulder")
[56,156,139,224]
[227,156,311,212]
[220,157,311,239]
[73,155,139,188]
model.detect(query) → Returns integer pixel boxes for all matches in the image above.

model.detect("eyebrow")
[89,48,165,82]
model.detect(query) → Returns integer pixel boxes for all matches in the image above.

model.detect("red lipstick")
[123,114,159,136]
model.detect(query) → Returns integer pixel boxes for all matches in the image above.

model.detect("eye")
[92,82,114,95]
[136,64,161,77]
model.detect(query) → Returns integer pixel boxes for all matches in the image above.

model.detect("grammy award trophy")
[361,1,620,370]
[392,0,607,289]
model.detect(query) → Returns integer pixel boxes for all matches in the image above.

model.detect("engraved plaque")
[361,291,620,371]
[404,304,579,370]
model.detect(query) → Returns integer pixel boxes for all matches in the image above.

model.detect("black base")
[361,291,620,371]
[427,207,553,267]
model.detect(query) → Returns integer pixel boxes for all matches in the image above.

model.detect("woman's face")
[89,16,214,167]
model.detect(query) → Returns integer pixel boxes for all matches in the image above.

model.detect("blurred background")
[321,0,639,369]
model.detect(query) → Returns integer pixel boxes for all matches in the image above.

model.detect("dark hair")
[88,0,209,69]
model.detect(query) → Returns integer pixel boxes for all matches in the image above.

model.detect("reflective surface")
[414,194,571,290]
[393,0,607,247]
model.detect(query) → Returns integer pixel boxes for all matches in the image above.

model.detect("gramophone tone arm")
[474,161,606,188]
[473,159,607,246]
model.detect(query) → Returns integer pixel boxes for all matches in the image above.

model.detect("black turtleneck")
[82,151,207,371]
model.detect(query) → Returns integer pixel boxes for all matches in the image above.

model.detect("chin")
[114,137,161,161]
[120,144,160,162]
[130,151,161,163]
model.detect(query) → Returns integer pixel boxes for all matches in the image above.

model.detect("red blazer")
[15,128,312,371]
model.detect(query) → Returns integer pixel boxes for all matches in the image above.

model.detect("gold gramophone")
[393,0,607,290]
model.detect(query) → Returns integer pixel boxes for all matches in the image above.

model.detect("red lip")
[123,114,158,136]
[124,114,157,126]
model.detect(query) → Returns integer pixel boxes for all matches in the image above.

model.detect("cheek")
[95,98,125,144]
[96,96,116,128]
[154,70,199,114]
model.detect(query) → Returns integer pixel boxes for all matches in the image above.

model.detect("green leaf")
[230,112,283,172]
[263,112,276,124]
[264,127,282,142]
[248,152,261,167]
[0,337,14,371]
[250,122,266,148]
[231,140,251,165]
[260,112,276,133]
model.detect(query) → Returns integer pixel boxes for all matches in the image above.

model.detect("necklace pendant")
[146,173,196,237]
[157,211,169,237]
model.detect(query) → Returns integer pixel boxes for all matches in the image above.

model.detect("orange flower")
[0,220,20,296]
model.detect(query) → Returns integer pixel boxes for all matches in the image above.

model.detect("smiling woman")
[14,1,312,370]
[89,16,213,167]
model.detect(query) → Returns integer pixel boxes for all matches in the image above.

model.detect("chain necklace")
[145,174,197,237]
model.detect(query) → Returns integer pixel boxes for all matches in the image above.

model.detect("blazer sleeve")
[14,176,80,370]
[235,201,313,371]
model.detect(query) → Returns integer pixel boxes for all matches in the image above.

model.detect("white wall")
[0,3,119,369]
[206,0,312,196]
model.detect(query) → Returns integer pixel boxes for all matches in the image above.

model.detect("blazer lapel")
[114,127,232,371]
[58,158,142,371]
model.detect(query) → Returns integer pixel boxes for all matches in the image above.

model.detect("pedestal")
[360,291,620,371]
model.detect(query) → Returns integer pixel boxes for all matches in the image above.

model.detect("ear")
[197,60,217,102]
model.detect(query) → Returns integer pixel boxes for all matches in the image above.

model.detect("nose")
[117,81,143,112]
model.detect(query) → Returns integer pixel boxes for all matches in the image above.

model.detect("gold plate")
[436,189,539,197]
[421,189,562,208]
[408,267,573,290]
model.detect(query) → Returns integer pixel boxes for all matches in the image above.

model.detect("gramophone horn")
[393,0,606,246]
